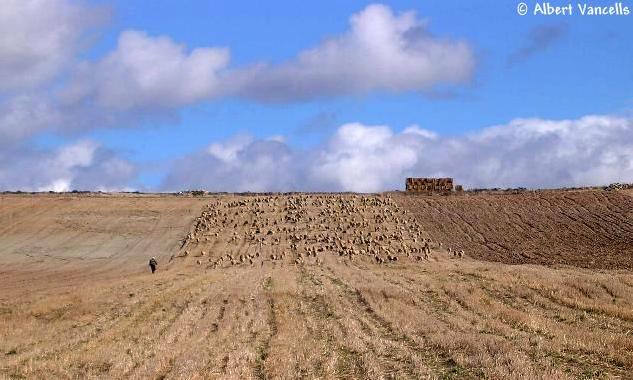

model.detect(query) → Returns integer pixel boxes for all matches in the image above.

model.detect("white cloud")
[309,123,422,192]
[0,3,476,143]
[206,134,253,163]
[62,3,475,109]
[0,0,106,142]
[55,140,97,168]
[267,135,286,143]
[402,124,438,139]
[39,179,71,193]
[0,140,138,192]
[161,114,633,192]
[162,137,300,192]
[233,3,475,101]
[0,30,231,141]
[0,0,106,92]
[64,30,230,111]
[0,94,61,143]
[457,115,633,188]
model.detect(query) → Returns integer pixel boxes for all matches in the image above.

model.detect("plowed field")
[396,190,633,269]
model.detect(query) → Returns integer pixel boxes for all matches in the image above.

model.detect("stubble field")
[1,191,632,379]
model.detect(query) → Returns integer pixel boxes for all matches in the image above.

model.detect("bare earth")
[394,190,633,269]
[1,191,632,379]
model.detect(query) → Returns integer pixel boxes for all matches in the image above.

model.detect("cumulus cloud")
[0,0,106,142]
[0,0,106,92]
[64,30,230,111]
[162,136,300,192]
[308,123,421,192]
[458,115,633,188]
[0,2,476,142]
[161,114,633,192]
[1,30,231,141]
[0,140,138,192]
[233,4,475,101]
[62,3,475,108]
[0,94,61,144]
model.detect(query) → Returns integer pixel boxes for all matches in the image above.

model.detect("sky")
[1,0,632,192]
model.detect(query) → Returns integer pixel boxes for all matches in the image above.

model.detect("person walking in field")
[149,257,158,273]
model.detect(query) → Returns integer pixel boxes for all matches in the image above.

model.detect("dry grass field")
[1,192,633,379]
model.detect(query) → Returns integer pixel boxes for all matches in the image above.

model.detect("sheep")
[177,194,446,270]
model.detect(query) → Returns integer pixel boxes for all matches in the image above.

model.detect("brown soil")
[395,189,633,269]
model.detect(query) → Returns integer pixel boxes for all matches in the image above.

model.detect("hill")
[1,192,632,379]
[395,189,633,269]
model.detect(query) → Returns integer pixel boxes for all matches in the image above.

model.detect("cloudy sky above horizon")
[1,0,632,192]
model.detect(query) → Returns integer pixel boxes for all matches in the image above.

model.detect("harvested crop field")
[1,192,633,379]
[0,194,209,295]
[396,189,633,269]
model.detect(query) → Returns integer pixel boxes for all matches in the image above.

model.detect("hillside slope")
[396,189,633,269]
[1,193,633,379]
[0,194,208,294]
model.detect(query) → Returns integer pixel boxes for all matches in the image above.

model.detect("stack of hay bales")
[406,178,454,193]
[605,183,632,191]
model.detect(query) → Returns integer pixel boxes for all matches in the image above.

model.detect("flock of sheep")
[172,195,465,268]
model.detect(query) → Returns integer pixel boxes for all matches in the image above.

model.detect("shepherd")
[149,257,158,273]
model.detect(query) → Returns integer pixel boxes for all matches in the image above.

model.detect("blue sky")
[1,1,633,191]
